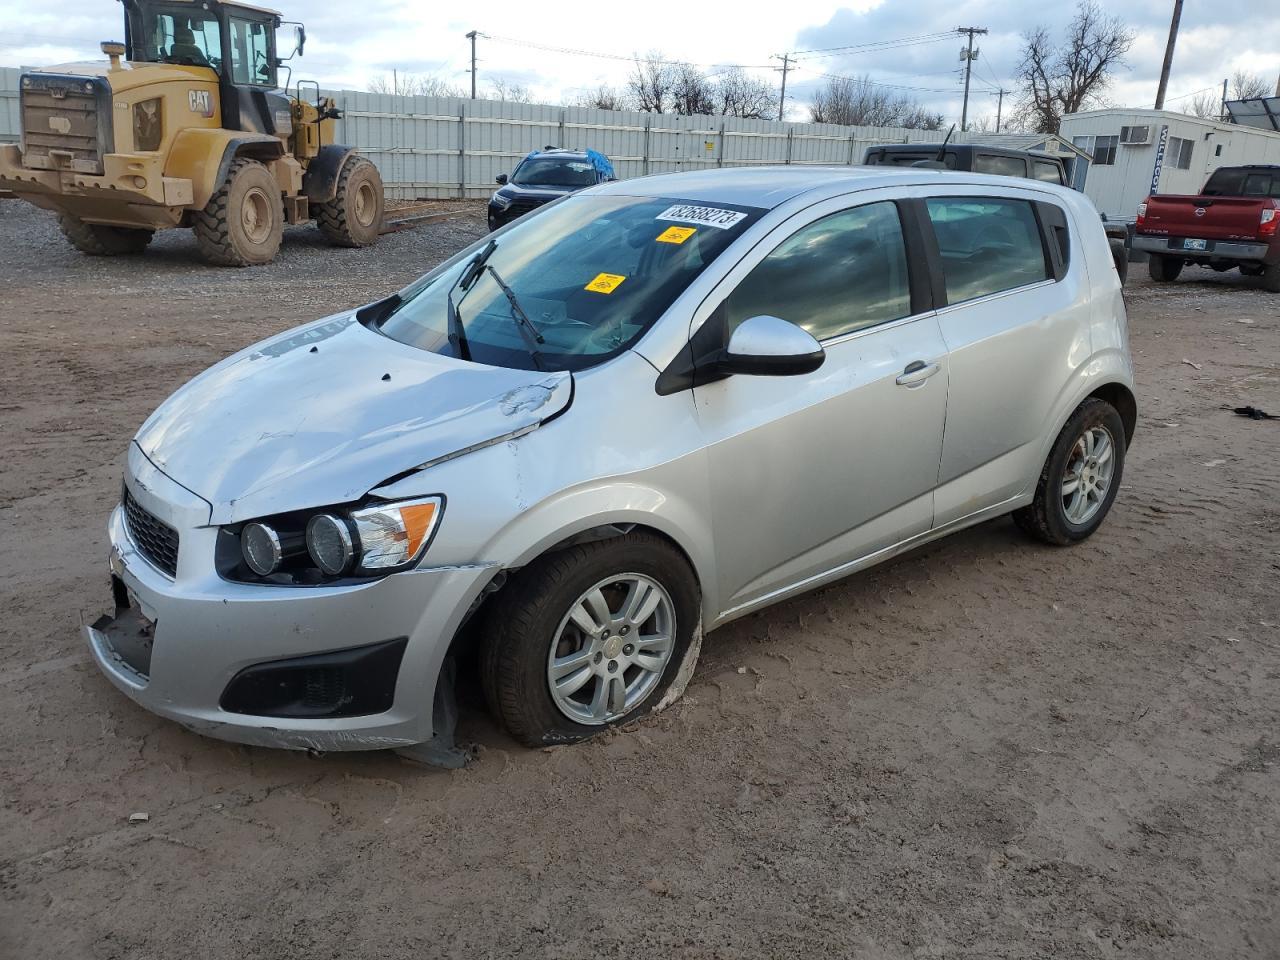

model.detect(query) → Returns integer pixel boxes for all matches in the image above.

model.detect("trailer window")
[1168,137,1194,170]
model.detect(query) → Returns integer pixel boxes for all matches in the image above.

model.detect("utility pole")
[956,26,988,132]
[1220,77,1229,121]
[1153,0,1183,110]
[991,87,1011,132]
[465,30,478,99]
[775,53,791,122]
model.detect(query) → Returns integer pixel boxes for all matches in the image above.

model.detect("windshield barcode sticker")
[584,273,626,294]
[656,204,747,230]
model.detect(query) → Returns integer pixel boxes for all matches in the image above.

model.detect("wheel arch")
[1087,381,1137,444]
[302,144,359,203]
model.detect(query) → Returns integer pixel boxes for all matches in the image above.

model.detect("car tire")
[1013,398,1126,546]
[1147,253,1183,283]
[193,158,283,267]
[1261,262,1280,293]
[57,214,152,256]
[316,156,384,247]
[1239,263,1265,277]
[1108,238,1129,285]
[479,532,700,747]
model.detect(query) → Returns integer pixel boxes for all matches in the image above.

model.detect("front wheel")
[479,532,700,747]
[57,215,152,256]
[193,158,282,266]
[1147,253,1183,283]
[1013,398,1126,546]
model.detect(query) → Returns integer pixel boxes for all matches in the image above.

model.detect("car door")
[690,196,950,616]
[920,188,1091,527]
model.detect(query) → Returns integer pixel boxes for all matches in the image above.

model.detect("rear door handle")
[895,360,941,387]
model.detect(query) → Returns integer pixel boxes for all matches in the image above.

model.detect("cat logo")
[188,89,215,117]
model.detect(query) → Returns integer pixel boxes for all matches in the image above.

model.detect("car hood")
[134,313,572,525]
[497,184,579,203]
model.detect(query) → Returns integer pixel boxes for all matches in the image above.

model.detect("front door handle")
[895,360,941,387]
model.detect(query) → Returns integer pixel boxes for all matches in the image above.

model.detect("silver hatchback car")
[88,166,1134,760]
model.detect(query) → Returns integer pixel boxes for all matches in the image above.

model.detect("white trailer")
[1060,108,1280,224]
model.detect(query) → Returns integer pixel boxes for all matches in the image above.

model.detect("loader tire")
[57,214,152,256]
[316,156,383,248]
[193,158,282,267]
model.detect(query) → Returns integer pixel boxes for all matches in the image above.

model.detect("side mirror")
[495,173,508,185]
[295,25,306,56]
[718,315,825,377]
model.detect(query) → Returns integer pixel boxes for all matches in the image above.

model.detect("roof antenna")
[936,123,957,162]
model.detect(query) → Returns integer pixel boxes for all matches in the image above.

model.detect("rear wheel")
[193,158,282,267]
[316,156,383,247]
[57,214,152,256]
[1108,238,1129,285]
[1147,253,1183,283]
[1239,263,1264,277]
[1261,262,1280,293]
[1013,398,1126,546]
[479,532,699,747]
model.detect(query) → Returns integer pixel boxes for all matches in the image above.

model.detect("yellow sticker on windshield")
[584,272,626,294]
[656,225,697,244]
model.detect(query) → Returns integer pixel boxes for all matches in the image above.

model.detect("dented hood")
[134,314,572,524]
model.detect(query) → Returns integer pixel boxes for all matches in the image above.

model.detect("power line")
[480,33,774,70]
[790,32,955,58]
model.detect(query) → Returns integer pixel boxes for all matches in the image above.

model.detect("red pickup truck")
[1133,165,1280,291]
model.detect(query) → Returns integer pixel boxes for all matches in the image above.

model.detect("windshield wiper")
[480,264,547,370]
[446,239,497,361]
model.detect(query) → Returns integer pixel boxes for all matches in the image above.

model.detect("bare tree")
[670,62,716,116]
[1015,1,1134,134]
[1187,90,1221,119]
[574,84,629,111]
[808,75,944,129]
[1231,70,1271,100]
[714,67,778,120]
[488,78,534,102]
[629,53,674,113]
[368,72,464,97]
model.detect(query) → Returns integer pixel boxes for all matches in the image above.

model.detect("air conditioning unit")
[1119,125,1152,145]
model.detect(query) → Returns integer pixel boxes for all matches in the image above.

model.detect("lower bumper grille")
[123,488,180,577]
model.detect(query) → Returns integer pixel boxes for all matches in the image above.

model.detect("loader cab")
[122,0,299,137]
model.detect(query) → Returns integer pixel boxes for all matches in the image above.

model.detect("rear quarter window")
[1033,160,1065,184]
[974,154,1028,178]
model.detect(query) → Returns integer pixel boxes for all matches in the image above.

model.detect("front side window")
[1034,160,1065,184]
[974,154,1027,178]
[229,17,274,86]
[380,195,762,371]
[926,197,1049,304]
[511,158,598,188]
[1092,136,1119,165]
[720,202,912,342]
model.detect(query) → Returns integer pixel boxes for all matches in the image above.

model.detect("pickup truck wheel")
[479,532,699,747]
[316,157,384,247]
[1013,398,1126,546]
[1147,254,1183,283]
[193,158,282,267]
[1108,238,1129,285]
[57,215,152,256]
[1261,263,1280,293]
[1239,264,1264,277]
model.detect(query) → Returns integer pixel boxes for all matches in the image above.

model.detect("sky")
[2,0,1278,127]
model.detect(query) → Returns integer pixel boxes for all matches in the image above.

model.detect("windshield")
[379,195,763,371]
[128,4,223,69]
[511,158,599,188]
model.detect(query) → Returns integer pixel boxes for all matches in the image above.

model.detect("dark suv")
[488,148,616,230]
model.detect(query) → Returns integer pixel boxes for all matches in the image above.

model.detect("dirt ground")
[1,200,1278,960]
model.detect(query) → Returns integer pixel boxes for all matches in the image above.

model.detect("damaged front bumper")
[86,456,496,754]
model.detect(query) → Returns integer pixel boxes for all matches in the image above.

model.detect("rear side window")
[925,197,1049,304]
[722,201,912,341]
[1243,173,1280,197]
[974,154,1027,178]
[1033,160,1065,184]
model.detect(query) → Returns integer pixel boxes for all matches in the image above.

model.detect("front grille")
[507,198,546,218]
[20,73,113,175]
[123,488,180,577]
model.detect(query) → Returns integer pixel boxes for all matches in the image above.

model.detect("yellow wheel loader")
[0,0,384,266]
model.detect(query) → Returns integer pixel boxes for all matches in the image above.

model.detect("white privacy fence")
[0,69,962,199]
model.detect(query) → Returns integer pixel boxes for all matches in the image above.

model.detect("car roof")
[593,164,1064,210]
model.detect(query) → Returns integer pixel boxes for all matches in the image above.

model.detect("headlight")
[132,98,162,152]
[229,495,444,584]
[349,497,442,571]
[490,193,511,210]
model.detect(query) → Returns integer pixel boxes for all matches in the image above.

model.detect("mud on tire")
[316,156,383,248]
[57,215,152,256]
[193,158,282,267]
[478,532,700,747]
